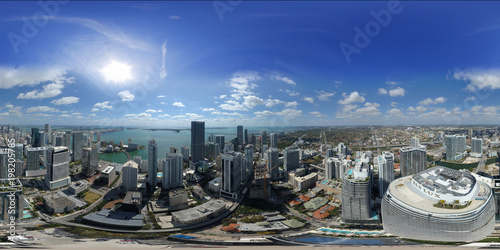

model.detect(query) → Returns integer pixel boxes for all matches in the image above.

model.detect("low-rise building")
[43,192,76,214]
[100,165,116,187]
[122,191,142,213]
[289,172,318,191]
[68,181,88,195]
[313,205,335,219]
[304,197,328,210]
[208,177,222,193]
[171,199,227,224]
[169,188,188,207]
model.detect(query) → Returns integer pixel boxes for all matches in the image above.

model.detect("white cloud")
[271,74,296,86]
[453,68,500,91]
[227,71,260,99]
[17,76,73,99]
[334,80,343,84]
[118,90,135,102]
[302,97,314,103]
[185,113,204,120]
[390,102,398,107]
[157,95,166,98]
[158,114,170,118]
[465,96,476,101]
[285,101,299,108]
[125,113,153,120]
[285,89,300,96]
[173,102,185,107]
[91,108,99,112]
[315,90,335,101]
[378,88,388,95]
[159,40,168,79]
[277,108,303,119]
[51,96,80,105]
[419,97,447,106]
[243,95,265,109]
[220,100,247,111]
[387,108,403,116]
[254,110,275,117]
[338,92,365,105]
[309,111,326,117]
[364,102,380,108]
[211,111,243,116]
[90,113,96,117]
[202,108,216,112]
[388,87,406,97]
[219,95,227,99]
[145,109,162,113]
[59,114,71,118]
[26,106,59,113]
[160,102,167,105]
[0,66,67,89]
[416,106,427,113]
[265,99,285,107]
[386,81,397,85]
[93,101,113,111]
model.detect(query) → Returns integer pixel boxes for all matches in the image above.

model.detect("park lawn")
[84,191,102,204]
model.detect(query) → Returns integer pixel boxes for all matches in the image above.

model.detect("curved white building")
[382,166,495,242]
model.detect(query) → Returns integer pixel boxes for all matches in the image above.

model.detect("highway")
[475,155,488,173]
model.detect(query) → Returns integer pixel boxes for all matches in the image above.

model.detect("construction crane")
[257,164,279,201]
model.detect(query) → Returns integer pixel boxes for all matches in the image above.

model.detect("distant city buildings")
[471,138,483,158]
[237,125,243,145]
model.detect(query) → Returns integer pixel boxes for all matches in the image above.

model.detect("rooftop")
[102,166,115,174]
[171,199,227,223]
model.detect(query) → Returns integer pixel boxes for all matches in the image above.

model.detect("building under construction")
[249,164,271,200]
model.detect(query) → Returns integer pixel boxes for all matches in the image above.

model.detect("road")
[123,150,132,161]
[475,155,488,173]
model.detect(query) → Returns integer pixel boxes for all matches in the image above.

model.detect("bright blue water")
[294,236,385,245]
[22,210,33,219]
[318,228,351,234]
[99,127,301,163]
[347,169,353,175]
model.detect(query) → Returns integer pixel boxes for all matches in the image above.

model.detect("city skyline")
[2,1,500,127]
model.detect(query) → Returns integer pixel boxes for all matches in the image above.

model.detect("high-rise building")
[191,121,205,164]
[244,145,253,175]
[284,146,300,172]
[96,133,101,142]
[82,145,99,177]
[221,152,243,199]
[261,131,268,146]
[180,146,189,162]
[39,131,46,147]
[44,124,51,144]
[244,129,248,146]
[31,128,39,147]
[325,157,336,180]
[326,148,335,158]
[382,166,495,242]
[342,162,372,223]
[148,139,158,192]
[378,152,394,197]
[267,147,279,179]
[26,147,47,171]
[410,137,420,148]
[270,133,278,148]
[400,146,427,177]
[338,143,346,156]
[0,179,23,222]
[64,131,71,148]
[468,128,474,140]
[0,149,8,179]
[72,132,84,162]
[14,143,23,161]
[215,135,225,152]
[121,160,138,191]
[471,138,483,157]
[170,147,178,154]
[45,146,71,189]
[237,125,243,145]
[446,135,466,161]
[162,153,183,190]
[249,134,256,145]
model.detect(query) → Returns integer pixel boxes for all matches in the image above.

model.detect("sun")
[101,61,132,83]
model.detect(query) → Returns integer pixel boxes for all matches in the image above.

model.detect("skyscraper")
[148,139,158,192]
[267,147,279,179]
[163,153,183,190]
[39,131,46,147]
[31,128,39,147]
[342,162,372,223]
[400,146,427,177]
[325,157,336,180]
[261,131,268,146]
[0,149,8,179]
[221,152,243,199]
[215,135,225,152]
[471,138,483,157]
[244,129,248,146]
[82,145,99,177]
[45,146,71,189]
[121,160,138,191]
[270,133,278,148]
[244,145,254,175]
[64,131,71,148]
[446,135,466,161]
[180,146,189,162]
[44,123,51,144]
[191,121,205,164]
[378,152,394,197]
[72,132,84,162]
[410,137,420,148]
[284,146,300,172]
[237,125,243,145]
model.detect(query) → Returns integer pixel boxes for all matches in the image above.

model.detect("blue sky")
[1,1,500,127]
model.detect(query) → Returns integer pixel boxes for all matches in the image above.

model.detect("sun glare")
[101,61,132,83]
